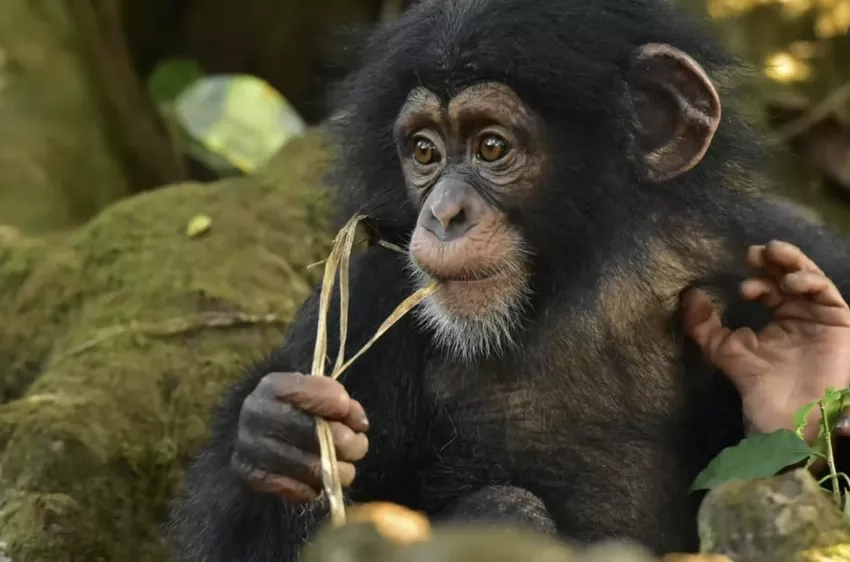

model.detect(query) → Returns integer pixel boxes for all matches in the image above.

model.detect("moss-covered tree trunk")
[0,131,334,562]
[0,0,130,235]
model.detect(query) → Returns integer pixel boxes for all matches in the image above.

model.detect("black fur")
[166,0,850,560]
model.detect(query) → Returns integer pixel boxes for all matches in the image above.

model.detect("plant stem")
[820,400,842,507]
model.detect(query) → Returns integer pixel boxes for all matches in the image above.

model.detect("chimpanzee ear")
[625,43,721,183]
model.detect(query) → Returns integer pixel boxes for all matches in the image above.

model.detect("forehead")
[385,5,624,128]
[395,82,536,132]
[369,0,725,129]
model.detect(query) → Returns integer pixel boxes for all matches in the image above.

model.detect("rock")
[302,469,850,562]
[385,526,578,562]
[577,540,659,562]
[303,520,662,562]
[300,522,402,562]
[0,130,334,561]
[345,502,432,545]
[697,468,850,562]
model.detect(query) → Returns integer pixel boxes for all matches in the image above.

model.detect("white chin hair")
[412,285,527,363]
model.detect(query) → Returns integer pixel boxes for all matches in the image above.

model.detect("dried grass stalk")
[310,214,438,525]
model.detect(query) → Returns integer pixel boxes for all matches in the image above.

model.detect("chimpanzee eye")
[477,134,510,162]
[413,136,441,165]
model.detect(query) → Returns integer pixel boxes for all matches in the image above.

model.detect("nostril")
[452,208,467,228]
[423,198,477,241]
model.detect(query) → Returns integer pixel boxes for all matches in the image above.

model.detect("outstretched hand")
[681,240,850,443]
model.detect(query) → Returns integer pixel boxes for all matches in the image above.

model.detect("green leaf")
[794,400,816,438]
[823,387,844,422]
[148,58,205,105]
[690,429,815,492]
[808,389,850,461]
[825,386,843,402]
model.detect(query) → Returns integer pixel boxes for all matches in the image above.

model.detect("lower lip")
[439,272,505,286]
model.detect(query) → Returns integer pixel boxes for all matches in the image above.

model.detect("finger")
[342,398,370,433]
[746,244,768,271]
[274,416,368,462]
[240,391,313,441]
[262,372,357,421]
[233,432,357,489]
[681,289,715,338]
[768,299,850,329]
[681,289,733,362]
[329,420,370,462]
[240,392,317,452]
[763,240,824,275]
[240,396,368,461]
[740,277,784,309]
[238,464,320,503]
[746,245,782,277]
[780,271,849,310]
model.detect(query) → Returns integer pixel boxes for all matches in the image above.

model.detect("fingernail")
[359,415,370,430]
[836,414,850,431]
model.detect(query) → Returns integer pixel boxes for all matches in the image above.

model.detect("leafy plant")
[690,430,814,492]
[692,386,850,519]
[147,58,205,105]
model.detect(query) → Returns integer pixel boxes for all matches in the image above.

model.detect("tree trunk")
[0,0,130,235]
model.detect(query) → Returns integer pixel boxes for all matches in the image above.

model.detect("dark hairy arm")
[166,364,317,562]
[739,196,850,294]
[166,246,432,562]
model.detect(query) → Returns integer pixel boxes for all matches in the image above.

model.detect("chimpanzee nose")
[421,179,480,242]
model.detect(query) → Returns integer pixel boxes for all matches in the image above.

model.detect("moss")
[0,0,130,235]
[0,131,334,561]
[697,469,850,562]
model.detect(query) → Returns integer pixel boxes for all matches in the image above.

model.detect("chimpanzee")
[166,0,850,559]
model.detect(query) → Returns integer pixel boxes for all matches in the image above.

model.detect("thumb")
[681,289,731,364]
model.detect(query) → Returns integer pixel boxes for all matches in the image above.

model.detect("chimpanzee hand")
[681,240,850,443]
[231,372,370,503]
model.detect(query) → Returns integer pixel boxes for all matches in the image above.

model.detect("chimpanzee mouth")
[407,255,518,297]
[443,273,506,286]
[421,267,508,286]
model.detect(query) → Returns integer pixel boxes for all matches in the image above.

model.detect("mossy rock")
[0,131,334,561]
[303,521,661,562]
[698,469,850,562]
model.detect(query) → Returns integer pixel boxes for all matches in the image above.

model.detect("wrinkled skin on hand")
[231,372,370,503]
[682,240,850,442]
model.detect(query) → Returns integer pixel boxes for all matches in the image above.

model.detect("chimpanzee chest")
[422,325,694,481]
[418,288,694,493]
